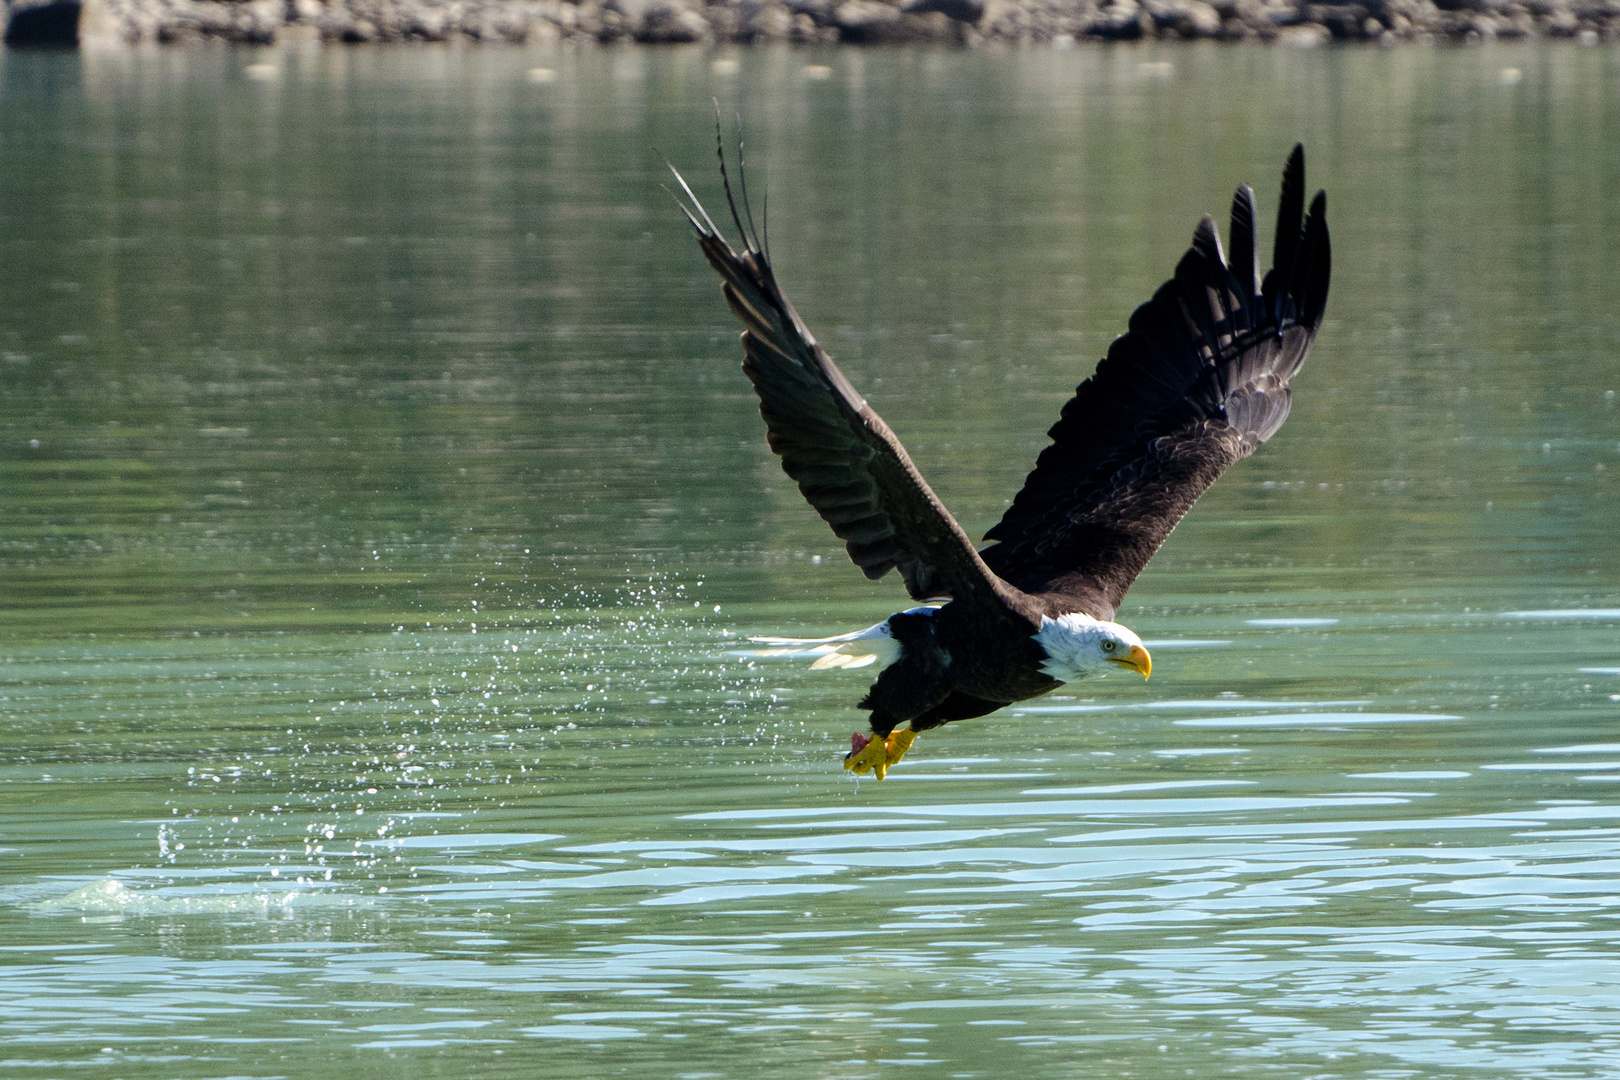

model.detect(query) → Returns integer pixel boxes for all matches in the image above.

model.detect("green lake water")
[2,39,1620,1079]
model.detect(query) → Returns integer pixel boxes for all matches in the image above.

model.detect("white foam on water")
[685,806,941,821]
[1022,779,1255,796]
[1015,698,1371,716]
[1245,618,1340,627]
[1174,712,1462,728]
[563,828,1030,854]
[223,940,380,953]
[753,817,950,829]
[1498,609,1620,620]
[363,832,560,850]
[522,1024,646,1040]
[1331,791,1437,799]
[1141,699,1372,711]
[1481,761,1620,772]
[354,1039,459,1049]
[1534,744,1620,754]
[1047,812,1547,845]
[886,772,1052,782]
[1348,771,1471,780]
[33,878,367,917]
[1154,748,1251,758]
[399,863,840,905]
[640,882,859,906]
[359,1020,492,1033]
[698,795,1408,824]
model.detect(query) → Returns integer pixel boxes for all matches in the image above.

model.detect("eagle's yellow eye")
[1101,640,1116,652]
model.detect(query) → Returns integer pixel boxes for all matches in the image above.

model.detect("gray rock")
[834,0,900,35]
[1086,0,1149,36]
[704,0,790,37]
[902,0,984,22]
[1545,6,1580,28]
[5,0,83,44]
[1145,0,1222,36]
[637,2,706,38]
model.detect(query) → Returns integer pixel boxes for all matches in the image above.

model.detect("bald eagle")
[669,144,1330,779]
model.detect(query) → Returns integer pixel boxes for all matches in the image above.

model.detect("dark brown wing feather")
[667,149,1006,608]
[980,145,1332,618]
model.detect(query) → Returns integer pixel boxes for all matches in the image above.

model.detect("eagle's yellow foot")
[844,727,918,781]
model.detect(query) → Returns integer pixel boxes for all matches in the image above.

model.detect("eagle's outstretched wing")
[980,145,1331,619]
[668,147,1006,609]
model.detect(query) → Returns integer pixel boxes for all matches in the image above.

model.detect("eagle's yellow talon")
[844,727,918,781]
[843,733,887,777]
[885,727,916,766]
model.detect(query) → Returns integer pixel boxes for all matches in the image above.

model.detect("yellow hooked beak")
[1108,644,1152,680]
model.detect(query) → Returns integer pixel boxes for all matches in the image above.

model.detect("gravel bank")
[13,0,1620,48]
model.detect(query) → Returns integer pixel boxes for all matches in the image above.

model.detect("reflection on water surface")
[2,41,1620,1080]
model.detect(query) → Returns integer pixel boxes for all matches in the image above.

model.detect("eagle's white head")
[1033,613,1152,684]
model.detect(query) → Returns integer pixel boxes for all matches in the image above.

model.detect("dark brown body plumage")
[861,603,1055,735]
[669,142,1330,739]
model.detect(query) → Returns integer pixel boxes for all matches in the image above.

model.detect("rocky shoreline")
[9,0,1619,50]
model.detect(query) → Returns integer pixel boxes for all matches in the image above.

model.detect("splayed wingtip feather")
[810,651,880,670]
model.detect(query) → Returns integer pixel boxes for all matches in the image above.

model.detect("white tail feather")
[748,606,938,673]
[810,649,884,670]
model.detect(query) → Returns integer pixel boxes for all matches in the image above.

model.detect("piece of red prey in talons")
[844,727,917,780]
